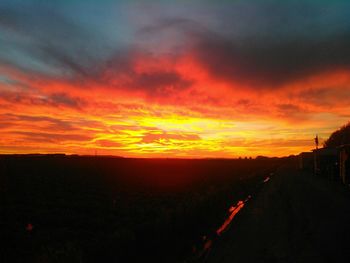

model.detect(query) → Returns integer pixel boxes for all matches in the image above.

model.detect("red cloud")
[1,49,350,157]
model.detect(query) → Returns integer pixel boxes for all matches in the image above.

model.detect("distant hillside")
[324,122,350,148]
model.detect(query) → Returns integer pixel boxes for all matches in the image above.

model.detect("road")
[206,167,350,263]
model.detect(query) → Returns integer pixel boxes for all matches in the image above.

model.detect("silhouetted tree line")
[324,122,350,148]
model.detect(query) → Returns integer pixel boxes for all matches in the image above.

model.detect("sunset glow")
[1,0,350,157]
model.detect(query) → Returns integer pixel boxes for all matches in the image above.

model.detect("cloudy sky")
[1,0,350,157]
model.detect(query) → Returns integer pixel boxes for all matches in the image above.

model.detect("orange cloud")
[1,49,350,157]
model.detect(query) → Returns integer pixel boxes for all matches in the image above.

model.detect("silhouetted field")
[0,155,284,262]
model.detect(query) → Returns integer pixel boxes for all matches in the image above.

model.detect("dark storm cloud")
[297,87,350,107]
[0,4,104,80]
[0,4,194,95]
[192,31,350,87]
[136,1,350,88]
[0,90,85,109]
[49,93,85,108]
[0,75,35,90]
[131,71,192,91]
[100,51,194,92]
[2,0,350,92]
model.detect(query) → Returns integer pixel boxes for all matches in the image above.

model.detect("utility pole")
[314,134,319,176]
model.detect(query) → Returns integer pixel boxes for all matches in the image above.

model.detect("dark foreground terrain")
[207,167,350,263]
[0,155,282,262]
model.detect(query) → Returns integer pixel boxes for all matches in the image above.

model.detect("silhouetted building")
[313,148,339,180]
[339,145,350,186]
[298,152,314,171]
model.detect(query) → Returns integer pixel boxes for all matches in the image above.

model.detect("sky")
[1,0,350,158]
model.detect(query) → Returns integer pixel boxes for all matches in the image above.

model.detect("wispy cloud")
[1,0,349,157]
